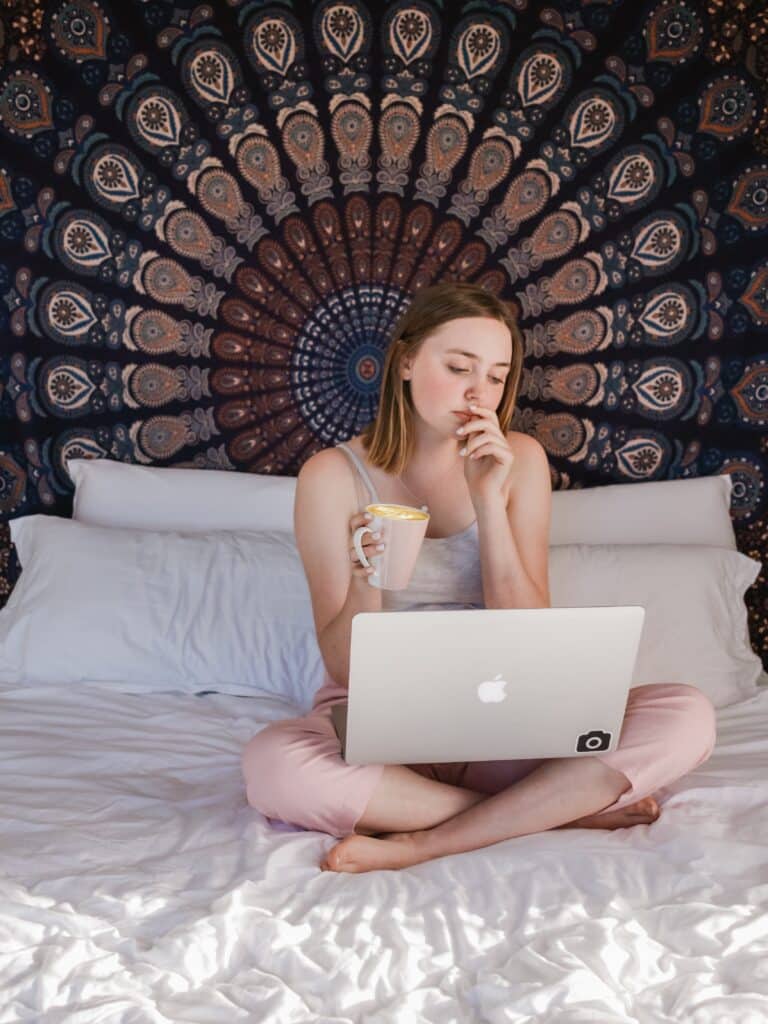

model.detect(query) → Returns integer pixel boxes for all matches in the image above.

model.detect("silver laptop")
[332,607,645,765]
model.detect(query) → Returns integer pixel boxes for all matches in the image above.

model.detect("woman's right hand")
[349,511,385,580]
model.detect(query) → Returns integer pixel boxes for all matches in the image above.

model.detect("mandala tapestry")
[0,0,767,665]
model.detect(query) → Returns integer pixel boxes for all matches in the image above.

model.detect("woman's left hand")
[457,404,515,506]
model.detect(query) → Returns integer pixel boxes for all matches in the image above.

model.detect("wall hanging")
[0,0,766,664]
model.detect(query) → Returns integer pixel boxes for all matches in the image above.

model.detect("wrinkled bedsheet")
[1,677,767,1024]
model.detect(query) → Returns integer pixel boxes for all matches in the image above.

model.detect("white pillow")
[1,516,761,711]
[68,458,295,533]
[68,457,736,548]
[1,516,324,707]
[550,473,735,549]
[549,544,762,708]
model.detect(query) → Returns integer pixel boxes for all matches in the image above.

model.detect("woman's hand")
[348,510,384,582]
[456,404,515,507]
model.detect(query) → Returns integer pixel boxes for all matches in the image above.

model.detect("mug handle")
[352,525,373,569]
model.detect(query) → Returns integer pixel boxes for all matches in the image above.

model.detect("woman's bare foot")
[318,796,662,873]
[320,831,424,873]
[558,795,660,831]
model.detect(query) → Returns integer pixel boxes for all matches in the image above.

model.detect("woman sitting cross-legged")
[241,282,717,874]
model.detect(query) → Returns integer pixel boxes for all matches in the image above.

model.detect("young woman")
[241,282,716,874]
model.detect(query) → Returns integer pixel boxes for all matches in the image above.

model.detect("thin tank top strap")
[335,442,381,506]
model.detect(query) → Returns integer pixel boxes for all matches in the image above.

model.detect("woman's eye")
[449,366,504,385]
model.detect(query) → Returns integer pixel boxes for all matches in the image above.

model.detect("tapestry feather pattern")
[0,0,767,665]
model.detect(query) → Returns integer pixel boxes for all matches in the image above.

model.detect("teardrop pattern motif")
[0,0,766,663]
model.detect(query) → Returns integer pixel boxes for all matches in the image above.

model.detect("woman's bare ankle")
[360,786,487,835]
[353,765,487,835]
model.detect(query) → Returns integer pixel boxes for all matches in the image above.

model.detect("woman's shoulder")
[298,440,370,500]
[299,443,353,480]
[296,446,360,522]
[502,431,549,504]
[505,429,547,462]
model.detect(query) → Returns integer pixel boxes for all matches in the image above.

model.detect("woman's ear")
[397,343,413,382]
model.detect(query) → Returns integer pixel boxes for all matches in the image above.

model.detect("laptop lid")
[340,607,645,765]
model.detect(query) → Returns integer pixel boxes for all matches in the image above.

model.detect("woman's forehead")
[425,317,512,356]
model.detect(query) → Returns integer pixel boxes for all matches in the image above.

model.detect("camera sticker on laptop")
[575,730,612,753]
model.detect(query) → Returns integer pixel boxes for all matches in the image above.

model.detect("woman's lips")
[453,410,474,423]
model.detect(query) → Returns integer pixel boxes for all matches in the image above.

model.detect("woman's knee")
[241,721,302,817]
[663,683,717,765]
[241,715,354,833]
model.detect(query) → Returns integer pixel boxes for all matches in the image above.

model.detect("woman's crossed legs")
[322,682,716,872]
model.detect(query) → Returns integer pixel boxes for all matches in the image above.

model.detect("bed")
[1,463,766,1021]
[1,673,768,1022]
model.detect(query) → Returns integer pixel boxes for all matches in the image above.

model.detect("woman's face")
[400,316,513,436]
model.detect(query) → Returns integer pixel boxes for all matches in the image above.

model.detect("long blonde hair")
[360,282,524,475]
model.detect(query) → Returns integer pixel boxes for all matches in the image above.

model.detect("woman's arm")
[475,433,552,609]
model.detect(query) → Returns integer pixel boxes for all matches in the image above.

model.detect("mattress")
[1,676,767,1023]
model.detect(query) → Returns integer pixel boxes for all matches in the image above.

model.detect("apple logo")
[477,674,508,703]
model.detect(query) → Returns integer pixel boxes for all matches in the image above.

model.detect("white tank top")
[336,442,484,612]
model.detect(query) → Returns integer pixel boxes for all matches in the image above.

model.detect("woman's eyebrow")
[445,348,511,367]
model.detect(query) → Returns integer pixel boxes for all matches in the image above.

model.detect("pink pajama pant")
[241,672,717,839]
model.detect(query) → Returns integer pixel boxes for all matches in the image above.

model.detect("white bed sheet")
[1,676,767,1024]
